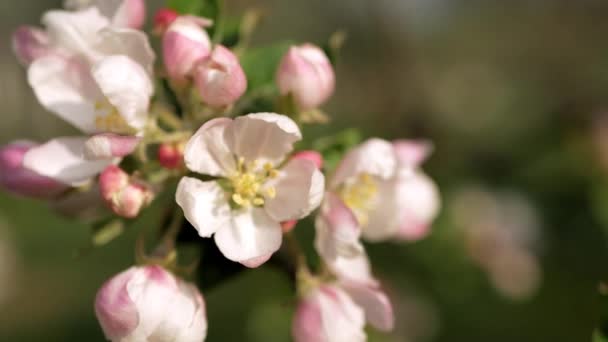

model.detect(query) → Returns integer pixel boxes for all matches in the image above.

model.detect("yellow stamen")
[338,173,378,226]
[227,160,280,208]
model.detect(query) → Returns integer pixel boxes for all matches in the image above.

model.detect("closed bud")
[95,265,207,342]
[277,44,335,110]
[154,8,179,33]
[84,134,140,160]
[99,165,153,218]
[0,141,67,198]
[158,142,185,170]
[193,45,247,108]
[12,26,52,66]
[163,16,212,82]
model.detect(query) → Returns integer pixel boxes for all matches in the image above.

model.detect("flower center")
[94,100,135,135]
[338,173,378,226]
[227,157,279,208]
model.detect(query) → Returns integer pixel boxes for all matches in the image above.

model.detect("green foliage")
[91,219,125,246]
[240,42,292,93]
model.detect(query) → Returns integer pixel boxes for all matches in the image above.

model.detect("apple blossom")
[0,141,68,198]
[163,16,213,82]
[64,0,146,29]
[193,45,247,108]
[95,265,207,342]
[99,165,153,218]
[277,44,335,110]
[20,7,154,186]
[176,113,325,266]
[325,138,440,243]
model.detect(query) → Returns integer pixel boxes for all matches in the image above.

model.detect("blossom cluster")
[3,1,440,341]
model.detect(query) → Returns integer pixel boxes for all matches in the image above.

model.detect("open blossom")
[325,138,440,243]
[193,45,247,108]
[277,44,335,110]
[163,16,213,82]
[95,265,207,342]
[18,7,154,186]
[0,141,68,198]
[176,113,325,267]
[64,0,146,29]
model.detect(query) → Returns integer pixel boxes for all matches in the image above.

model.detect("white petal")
[183,118,236,177]
[175,177,231,238]
[214,207,282,262]
[22,137,113,186]
[42,8,109,59]
[394,171,440,241]
[172,282,208,342]
[392,139,433,168]
[92,55,152,132]
[331,138,396,188]
[314,193,363,262]
[318,285,366,342]
[340,281,394,332]
[225,113,301,164]
[361,177,403,242]
[28,54,100,134]
[95,27,155,75]
[329,252,378,287]
[265,158,325,222]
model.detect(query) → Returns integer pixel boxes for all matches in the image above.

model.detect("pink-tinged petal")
[112,0,146,29]
[240,253,273,268]
[193,45,247,107]
[183,118,236,177]
[84,133,140,159]
[331,138,397,189]
[163,16,212,81]
[95,27,156,76]
[265,158,325,222]
[42,8,109,59]
[92,55,153,132]
[392,139,433,168]
[214,207,282,262]
[277,44,335,110]
[95,266,140,340]
[314,193,363,261]
[328,251,378,287]
[0,141,68,198]
[292,150,324,169]
[340,281,395,332]
[318,285,366,342]
[22,137,114,186]
[28,54,100,134]
[292,290,324,342]
[12,26,53,66]
[225,113,302,164]
[176,177,231,238]
[394,171,440,242]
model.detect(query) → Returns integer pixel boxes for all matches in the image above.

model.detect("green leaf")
[594,330,608,342]
[92,219,125,246]
[240,42,292,93]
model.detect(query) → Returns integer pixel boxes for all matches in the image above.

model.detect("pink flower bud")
[157,142,184,170]
[95,265,207,342]
[293,285,366,342]
[12,26,52,66]
[193,45,247,108]
[277,44,335,110]
[163,16,212,82]
[154,8,179,33]
[281,220,297,233]
[99,165,153,218]
[84,134,140,160]
[0,141,67,198]
[292,150,324,169]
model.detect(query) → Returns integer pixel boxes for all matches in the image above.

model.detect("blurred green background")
[1,0,608,341]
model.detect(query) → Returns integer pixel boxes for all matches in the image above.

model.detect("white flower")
[64,0,146,29]
[326,138,440,243]
[21,7,154,186]
[176,113,325,267]
[95,265,207,342]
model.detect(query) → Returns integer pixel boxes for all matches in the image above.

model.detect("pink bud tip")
[158,142,184,170]
[0,141,67,198]
[292,150,324,169]
[162,16,212,81]
[276,43,335,111]
[154,8,179,33]
[194,45,247,108]
[99,166,153,218]
[12,26,52,67]
[281,220,298,233]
